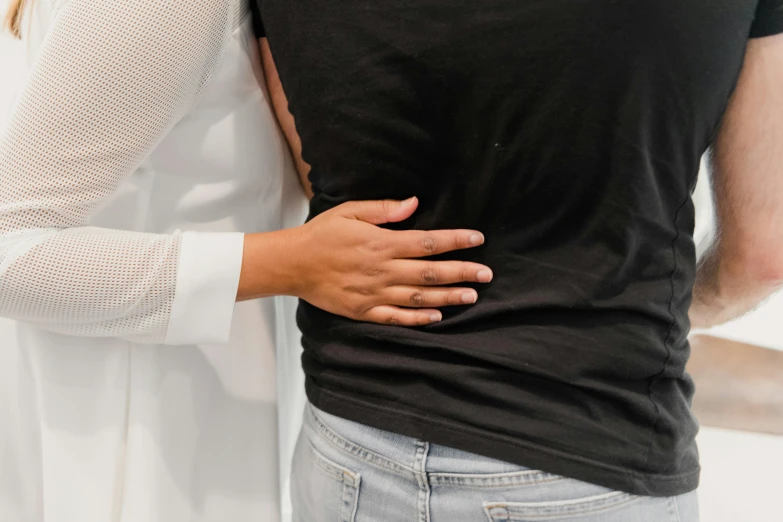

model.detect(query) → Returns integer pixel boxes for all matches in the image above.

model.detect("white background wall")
[1,3,782,520]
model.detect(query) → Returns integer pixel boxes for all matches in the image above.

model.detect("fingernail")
[430,312,442,322]
[477,269,493,282]
[462,292,478,304]
[469,233,484,246]
[402,197,417,207]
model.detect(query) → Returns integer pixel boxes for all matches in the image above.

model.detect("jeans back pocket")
[483,491,667,521]
[293,442,362,522]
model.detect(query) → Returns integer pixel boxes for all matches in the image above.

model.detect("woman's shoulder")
[23,0,249,65]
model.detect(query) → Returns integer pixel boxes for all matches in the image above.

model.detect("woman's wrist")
[236,227,308,301]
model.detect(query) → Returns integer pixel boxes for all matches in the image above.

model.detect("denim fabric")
[292,403,699,522]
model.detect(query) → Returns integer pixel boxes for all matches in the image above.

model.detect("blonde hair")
[4,0,31,39]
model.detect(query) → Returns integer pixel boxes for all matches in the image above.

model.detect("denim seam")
[342,473,361,522]
[308,404,416,479]
[484,503,513,522]
[308,443,361,488]
[484,492,640,520]
[429,471,565,488]
[305,443,362,522]
[670,496,682,522]
[414,441,431,522]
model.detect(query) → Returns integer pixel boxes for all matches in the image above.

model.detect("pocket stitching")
[343,473,362,522]
[429,470,565,489]
[484,503,504,522]
[309,443,361,489]
[308,443,362,522]
[308,406,413,478]
[483,491,641,520]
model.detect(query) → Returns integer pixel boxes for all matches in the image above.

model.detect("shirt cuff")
[165,231,245,345]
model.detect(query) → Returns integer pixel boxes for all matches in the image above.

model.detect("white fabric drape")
[0,0,245,344]
[0,1,309,521]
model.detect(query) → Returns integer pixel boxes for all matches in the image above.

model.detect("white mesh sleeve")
[0,0,239,343]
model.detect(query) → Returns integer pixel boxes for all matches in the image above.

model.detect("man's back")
[259,0,783,496]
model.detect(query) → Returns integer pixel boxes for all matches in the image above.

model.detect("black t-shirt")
[255,1,783,496]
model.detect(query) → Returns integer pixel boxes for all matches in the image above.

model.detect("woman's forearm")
[0,0,237,344]
[237,228,304,301]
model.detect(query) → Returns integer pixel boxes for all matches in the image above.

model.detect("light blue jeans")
[292,403,699,522]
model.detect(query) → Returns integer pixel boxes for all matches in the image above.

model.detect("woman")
[0,1,492,521]
[254,1,783,520]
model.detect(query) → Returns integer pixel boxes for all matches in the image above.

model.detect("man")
[253,2,783,519]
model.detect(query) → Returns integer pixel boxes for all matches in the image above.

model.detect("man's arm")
[691,34,783,328]
[258,38,313,199]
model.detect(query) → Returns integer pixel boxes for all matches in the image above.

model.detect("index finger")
[389,229,485,259]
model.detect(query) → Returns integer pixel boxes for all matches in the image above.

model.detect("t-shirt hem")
[750,11,783,38]
[306,382,700,498]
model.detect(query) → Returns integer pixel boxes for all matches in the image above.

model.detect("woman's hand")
[238,197,492,326]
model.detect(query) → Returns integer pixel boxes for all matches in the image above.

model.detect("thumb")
[341,197,418,225]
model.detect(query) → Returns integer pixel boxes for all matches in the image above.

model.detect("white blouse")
[0,0,308,519]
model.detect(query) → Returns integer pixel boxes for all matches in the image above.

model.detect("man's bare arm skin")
[259,38,313,198]
[691,34,783,328]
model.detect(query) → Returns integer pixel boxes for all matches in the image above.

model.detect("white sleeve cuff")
[165,231,245,345]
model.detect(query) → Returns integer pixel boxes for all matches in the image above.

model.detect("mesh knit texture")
[0,0,243,342]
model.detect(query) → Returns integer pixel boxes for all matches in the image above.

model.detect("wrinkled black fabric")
[255,0,783,496]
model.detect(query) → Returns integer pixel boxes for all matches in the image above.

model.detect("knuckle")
[386,314,402,326]
[420,234,438,254]
[357,286,375,296]
[421,267,439,284]
[346,283,374,297]
[360,264,385,277]
[335,202,356,218]
[349,302,368,318]
[367,239,387,253]
[409,291,424,306]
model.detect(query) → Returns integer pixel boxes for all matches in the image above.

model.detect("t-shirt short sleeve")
[251,1,265,38]
[750,0,783,38]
